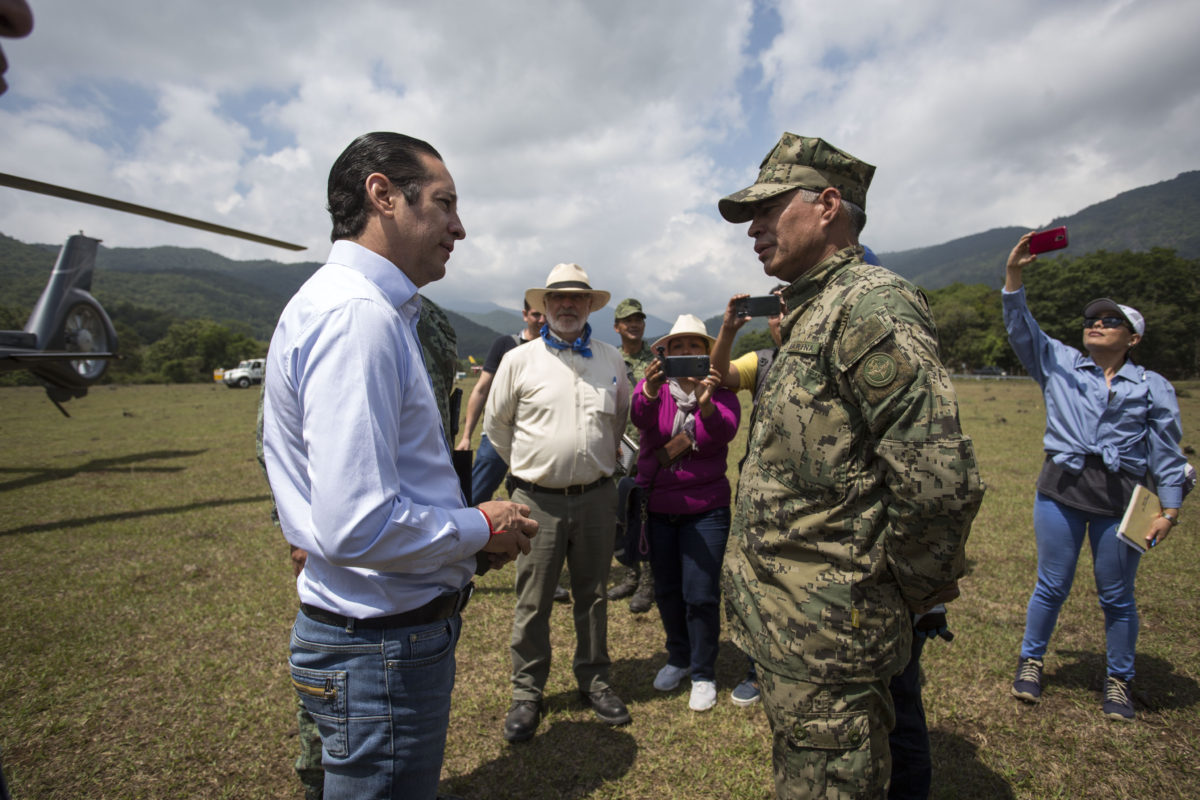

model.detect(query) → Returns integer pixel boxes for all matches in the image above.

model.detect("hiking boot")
[730,677,761,707]
[1011,657,1044,704]
[689,679,717,712]
[628,564,654,614]
[580,688,631,725]
[502,699,542,743]
[653,663,691,691]
[1102,675,1135,722]
[607,564,639,600]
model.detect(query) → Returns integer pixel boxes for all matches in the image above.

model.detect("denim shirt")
[1002,286,1187,509]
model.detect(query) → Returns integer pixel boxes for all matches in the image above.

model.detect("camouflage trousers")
[295,695,324,800]
[758,670,895,800]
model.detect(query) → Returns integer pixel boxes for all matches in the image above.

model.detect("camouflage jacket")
[722,247,984,684]
[416,295,458,443]
[622,342,656,443]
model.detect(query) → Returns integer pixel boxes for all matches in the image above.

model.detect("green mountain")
[4,169,1197,357]
[883,170,1200,288]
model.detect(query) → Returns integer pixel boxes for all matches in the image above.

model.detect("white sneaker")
[653,663,691,691]
[689,679,717,711]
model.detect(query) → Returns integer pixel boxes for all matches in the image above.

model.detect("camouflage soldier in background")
[415,296,460,439]
[255,295,459,800]
[608,297,658,611]
[718,133,984,799]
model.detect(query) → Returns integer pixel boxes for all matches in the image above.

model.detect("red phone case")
[1029,226,1068,255]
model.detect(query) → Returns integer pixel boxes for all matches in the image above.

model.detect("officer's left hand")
[914,604,953,642]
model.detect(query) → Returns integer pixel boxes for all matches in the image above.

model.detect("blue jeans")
[1021,493,1142,679]
[289,609,461,800]
[647,506,730,681]
[470,434,508,504]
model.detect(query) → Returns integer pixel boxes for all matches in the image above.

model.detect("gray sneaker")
[1011,657,1044,703]
[730,677,761,707]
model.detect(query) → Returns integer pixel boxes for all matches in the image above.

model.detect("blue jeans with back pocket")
[289,609,460,800]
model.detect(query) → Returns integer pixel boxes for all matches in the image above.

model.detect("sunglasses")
[1083,316,1129,330]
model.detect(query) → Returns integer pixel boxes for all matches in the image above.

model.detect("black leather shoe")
[503,699,541,743]
[553,585,570,603]
[580,688,631,726]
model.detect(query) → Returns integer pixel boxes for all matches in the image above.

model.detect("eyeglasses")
[1083,316,1129,330]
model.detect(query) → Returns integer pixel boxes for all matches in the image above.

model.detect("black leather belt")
[301,583,472,630]
[507,475,608,496]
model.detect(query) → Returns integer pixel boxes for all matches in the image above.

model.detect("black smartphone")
[734,295,782,318]
[660,355,710,378]
[1028,226,1068,255]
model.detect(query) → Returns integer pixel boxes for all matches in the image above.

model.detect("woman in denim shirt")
[1001,232,1189,721]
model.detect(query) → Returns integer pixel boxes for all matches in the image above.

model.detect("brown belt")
[301,583,473,630]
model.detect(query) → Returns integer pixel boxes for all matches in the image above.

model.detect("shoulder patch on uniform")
[837,311,890,369]
[861,352,898,387]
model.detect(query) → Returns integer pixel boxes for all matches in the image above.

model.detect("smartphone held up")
[734,295,782,318]
[655,347,710,378]
[1029,226,1069,255]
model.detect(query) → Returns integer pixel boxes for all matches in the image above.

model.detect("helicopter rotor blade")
[0,172,305,251]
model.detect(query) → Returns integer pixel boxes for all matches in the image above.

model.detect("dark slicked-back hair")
[327,132,443,242]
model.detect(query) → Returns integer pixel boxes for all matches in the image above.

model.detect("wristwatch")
[1162,512,1179,526]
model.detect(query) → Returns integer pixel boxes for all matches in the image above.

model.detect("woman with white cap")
[1002,231,1190,722]
[630,314,740,711]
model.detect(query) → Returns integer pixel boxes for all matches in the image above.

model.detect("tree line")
[3,247,1195,389]
[729,248,1198,381]
[925,248,1198,380]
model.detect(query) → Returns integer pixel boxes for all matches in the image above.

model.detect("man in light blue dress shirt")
[263,132,538,800]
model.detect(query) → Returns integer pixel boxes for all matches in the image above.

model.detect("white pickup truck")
[222,358,265,388]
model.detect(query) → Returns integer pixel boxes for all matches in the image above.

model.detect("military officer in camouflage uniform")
[718,133,984,799]
[614,297,656,395]
[608,297,659,610]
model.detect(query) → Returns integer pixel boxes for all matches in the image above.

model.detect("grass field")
[1,377,1198,799]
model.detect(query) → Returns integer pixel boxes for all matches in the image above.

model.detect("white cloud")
[762,0,1200,250]
[1,0,1197,326]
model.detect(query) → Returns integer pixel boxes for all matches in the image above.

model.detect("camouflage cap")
[614,297,645,320]
[718,133,876,223]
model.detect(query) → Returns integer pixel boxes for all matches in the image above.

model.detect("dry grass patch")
[1,378,1198,799]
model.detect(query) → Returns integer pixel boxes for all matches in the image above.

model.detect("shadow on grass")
[930,729,1015,799]
[441,719,636,800]
[1052,649,1199,711]
[0,448,207,492]
[0,494,270,537]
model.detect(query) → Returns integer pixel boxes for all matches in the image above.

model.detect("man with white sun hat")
[485,262,632,742]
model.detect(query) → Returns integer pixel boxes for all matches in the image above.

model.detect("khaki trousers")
[509,481,616,700]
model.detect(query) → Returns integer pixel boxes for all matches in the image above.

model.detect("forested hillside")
[3,170,1198,384]
[927,248,1199,380]
[883,170,1200,288]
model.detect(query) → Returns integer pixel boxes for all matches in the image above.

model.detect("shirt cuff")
[1157,487,1183,510]
[449,506,492,555]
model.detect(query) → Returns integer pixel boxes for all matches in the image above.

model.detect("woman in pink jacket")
[631,314,740,712]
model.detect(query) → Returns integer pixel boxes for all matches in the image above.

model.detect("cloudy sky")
[2,0,1198,320]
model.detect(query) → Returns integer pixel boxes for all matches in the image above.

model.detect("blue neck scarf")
[541,322,593,358]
